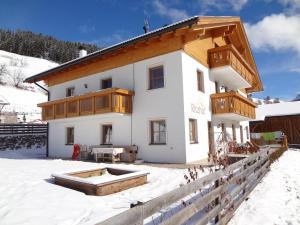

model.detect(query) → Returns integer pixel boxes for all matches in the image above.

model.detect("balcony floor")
[212,113,253,122]
[210,66,251,90]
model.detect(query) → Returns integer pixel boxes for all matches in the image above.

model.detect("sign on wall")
[191,101,206,115]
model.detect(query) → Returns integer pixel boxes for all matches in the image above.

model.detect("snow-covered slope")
[0,50,58,122]
[255,101,300,121]
[252,97,285,105]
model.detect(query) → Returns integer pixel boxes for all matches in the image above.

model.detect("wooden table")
[92,147,124,163]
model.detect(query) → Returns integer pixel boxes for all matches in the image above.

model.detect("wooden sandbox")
[52,167,149,196]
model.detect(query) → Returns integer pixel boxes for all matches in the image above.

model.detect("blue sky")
[0,0,300,100]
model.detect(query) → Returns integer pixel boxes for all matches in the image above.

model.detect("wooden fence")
[96,146,284,225]
[0,123,47,135]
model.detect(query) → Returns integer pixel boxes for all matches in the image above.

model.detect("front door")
[207,121,213,153]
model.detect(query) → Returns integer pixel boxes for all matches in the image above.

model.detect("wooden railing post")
[214,171,220,224]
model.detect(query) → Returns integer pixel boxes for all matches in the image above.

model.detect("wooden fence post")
[214,170,220,224]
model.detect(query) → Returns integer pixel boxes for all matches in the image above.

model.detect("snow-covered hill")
[252,97,285,105]
[0,50,58,122]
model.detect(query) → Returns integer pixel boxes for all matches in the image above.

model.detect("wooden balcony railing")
[208,45,255,85]
[38,88,134,121]
[211,91,256,119]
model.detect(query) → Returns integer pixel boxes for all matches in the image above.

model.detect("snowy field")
[0,148,299,225]
[0,50,58,122]
[228,149,300,225]
[0,148,188,225]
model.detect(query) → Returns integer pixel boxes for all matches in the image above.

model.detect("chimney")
[143,19,150,34]
[78,46,87,58]
[79,49,87,58]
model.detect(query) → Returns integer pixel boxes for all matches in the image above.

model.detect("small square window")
[189,119,198,143]
[197,71,204,93]
[102,78,112,89]
[66,87,75,97]
[150,120,166,144]
[149,66,164,90]
[66,127,74,145]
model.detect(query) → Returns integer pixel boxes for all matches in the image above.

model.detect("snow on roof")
[255,101,300,121]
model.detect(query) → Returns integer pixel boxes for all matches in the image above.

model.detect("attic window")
[66,87,75,97]
[102,78,112,89]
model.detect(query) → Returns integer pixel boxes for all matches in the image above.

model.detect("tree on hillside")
[0,63,8,85]
[9,69,25,88]
[0,29,100,63]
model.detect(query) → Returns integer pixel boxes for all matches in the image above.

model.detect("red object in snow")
[72,144,80,160]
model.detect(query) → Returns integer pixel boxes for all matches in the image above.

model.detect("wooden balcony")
[38,88,134,121]
[211,92,256,121]
[208,45,255,90]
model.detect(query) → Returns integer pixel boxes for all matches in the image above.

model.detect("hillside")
[0,50,58,122]
[0,29,100,63]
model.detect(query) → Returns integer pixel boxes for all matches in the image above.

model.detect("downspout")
[34,81,49,157]
[131,63,135,146]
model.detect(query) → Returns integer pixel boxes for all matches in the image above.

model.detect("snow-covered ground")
[228,149,300,225]
[0,50,58,122]
[0,148,299,225]
[0,148,188,225]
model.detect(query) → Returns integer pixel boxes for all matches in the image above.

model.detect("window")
[197,71,205,92]
[149,65,164,89]
[189,119,198,143]
[66,87,75,97]
[221,123,227,141]
[101,78,112,89]
[102,125,112,145]
[150,120,166,144]
[66,127,74,145]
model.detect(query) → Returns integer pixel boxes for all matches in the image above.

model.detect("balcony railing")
[208,45,255,85]
[38,88,134,121]
[211,91,256,119]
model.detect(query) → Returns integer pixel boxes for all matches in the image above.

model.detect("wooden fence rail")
[0,124,47,135]
[96,146,282,225]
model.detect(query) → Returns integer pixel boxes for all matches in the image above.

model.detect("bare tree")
[10,69,25,88]
[0,63,8,84]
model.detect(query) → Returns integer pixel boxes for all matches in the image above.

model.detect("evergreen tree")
[0,29,100,63]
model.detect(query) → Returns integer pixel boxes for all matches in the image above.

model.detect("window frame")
[66,87,75,97]
[197,70,205,93]
[102,124,113,145]
[149,119,167,145]
[101,78,112,89]
[66,127,74,145]
[148,65,165,90]
[189,119,198,144]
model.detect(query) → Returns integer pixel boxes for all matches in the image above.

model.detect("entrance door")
[240,125,244,143]
[232,124,236,141]
[207,121,213,153]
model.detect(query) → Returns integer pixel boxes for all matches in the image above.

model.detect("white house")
[25,16,263,163]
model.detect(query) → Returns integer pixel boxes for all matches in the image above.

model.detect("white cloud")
[245,14,300,55]
[277,0,300,13]
[290,68,300,73]
[78,24,96,33]
[152,0,189,22]
[88,30,131,47]
[200,0,249,12]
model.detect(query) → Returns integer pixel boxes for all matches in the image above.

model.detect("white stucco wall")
[48,51,187,163]
[48,113,131,158]
[47,49,253,163]
[181,52,212,162]
[131,51,186,163]
[48,64,134,100]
